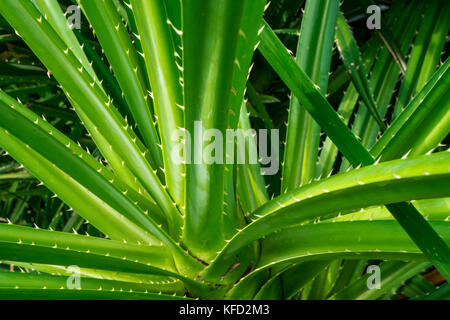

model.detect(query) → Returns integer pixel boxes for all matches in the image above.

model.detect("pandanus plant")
[0,0,448,299]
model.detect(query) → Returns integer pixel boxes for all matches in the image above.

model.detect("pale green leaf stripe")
[0,172,34,181]
[121,0,150,92]
[236,102,269,216]
[34,0,96,79]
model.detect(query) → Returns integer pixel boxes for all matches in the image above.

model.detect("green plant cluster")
[0,0,448,300]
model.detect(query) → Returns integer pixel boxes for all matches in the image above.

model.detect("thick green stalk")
[182,0,245,262]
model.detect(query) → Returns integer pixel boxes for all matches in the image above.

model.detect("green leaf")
[392,0,450,119]
[329,261,430,300]
[0,223,177,275]
[259,18,450,282]
[254,261,328,300]
[0,272,189,300]
[202,152,450,282]
[259,20,374,168]
[0,1,180,238]
[258,221,448,271]
[236,102,269,216]
[129,0,185,208]
[335,12,385,130]
[281,0,339,192]
[78,0,163,170]
[343,0,424,161]
[372,58,450,160]
[34,0,96,79]
[228,0,268,129]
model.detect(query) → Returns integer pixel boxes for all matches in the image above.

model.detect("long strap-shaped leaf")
[339,0,424,174]
[228,0,268,128]
[7,261,184,293]
[358,0,407,74]
[254,261,329,300]
[222,0,268,245]
[258,221,447,271]
[33,0,96,80]
[0,111,157,245]
[0,223,174,273]
[73,30,131,123]
[0,224,214,294]
[335,11,385,130]
[281,0,339,192]
[226,221,448,298]
[259,21,373,166]
[236,102,269,216]
[0,272,189,300]
[201,152,450,282]
[329,198,450,223]
[129,0,185,209]
[258,21,450,281]
[182,0,246,262]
